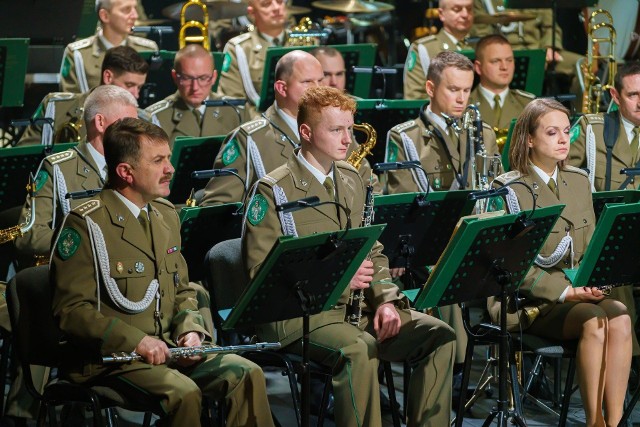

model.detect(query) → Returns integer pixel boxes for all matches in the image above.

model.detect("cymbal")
[474,11,536,25]
[134,19,171,26]
[287,5,312,15]
[311,0,394,14]
[162,2,248,21]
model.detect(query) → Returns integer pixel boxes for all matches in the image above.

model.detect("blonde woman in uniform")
[491,98,631,427]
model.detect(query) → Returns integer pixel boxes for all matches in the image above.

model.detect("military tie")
[493,94,502,125]
[138,211,152,247]
[193,108,202,125]
[547,177,559,199]
[632,126,640,164]
[323,177,335,198]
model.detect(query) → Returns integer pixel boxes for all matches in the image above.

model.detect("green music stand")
[168,135,225,204]
[138,50,224,108]
[0,143,77,209]
[257,44,376,111]
[179,203,243,282]
[0,39,29,108]
[355,99,426,164]
[223,224,384,427]
[591,190,640,223]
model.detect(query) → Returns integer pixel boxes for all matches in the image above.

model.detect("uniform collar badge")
[167,246,178,254]
[135,262,144,273]
[116,262,124,273]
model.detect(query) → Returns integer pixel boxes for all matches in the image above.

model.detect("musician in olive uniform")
[145,44,249,147]
[491,98,631,426]
[51,118,274,427]
[200,50,379,206]
[216,0,288,111]
[243,86,456,427]
[404,0,474,100]
[18,46,149,147]
[59,0,157,94]
[469,35,535,130]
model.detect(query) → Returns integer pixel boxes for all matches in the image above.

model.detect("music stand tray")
[179,203,243,282]
[0,143,77,209]
[168,135,225,204]
[591,190,640,223]
[258,44,376,111]
[564,202,640,288]
[0,39,29,108]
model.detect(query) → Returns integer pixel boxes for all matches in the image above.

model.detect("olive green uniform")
[51,189,274,427]
[403,31,473,100]
[199,103,381,206]
[469,87,535,130]
[59,32,157,94]
[145,91,249,148]
[243,153,456,427]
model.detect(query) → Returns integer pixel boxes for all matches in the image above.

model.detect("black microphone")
[351,66,397,75]
[66,189,102,200]
[191,168,239,179]
[620,167,640,176]
[276,196,320,213]
[131,26,174,33]
[203,99,247,107]
[468,186,509,201]
[373,161,421,172]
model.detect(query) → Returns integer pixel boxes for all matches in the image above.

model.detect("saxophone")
[54,108,84,144]
[345,122,377,327]
[0,177,37,245]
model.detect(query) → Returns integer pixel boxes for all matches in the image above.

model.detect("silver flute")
[102,342,281,364]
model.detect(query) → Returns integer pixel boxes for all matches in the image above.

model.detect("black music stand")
[179,203,243,282]
[591,190,640,223]
[223,225,385,427]
[168,135,225,204]
[372,190,475,289]
[413,205,564,427]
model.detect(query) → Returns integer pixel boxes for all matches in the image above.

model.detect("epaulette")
[494,170,523,185]
[74,199,101,217]
[45,150,76,165]
[262,165,289,186]
[229,32,252,46]
[137,108,152,122]
[240,118,268,135]
[513,89,535,99]
[391,120,417,133]
[414,35,437,45]
[46,92,77,102]
[482,122,493,131]
[583,113,604,125]
[563,165,589,177]
[152,197,176,209]
[145,99,172,115]
[335,160,359,175]
[67,37,93,51]
[129,35,158,50]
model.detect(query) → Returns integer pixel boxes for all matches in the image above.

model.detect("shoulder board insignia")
[47,92,77,102]
[263,165,289,185]
[241,118,268,134]
[391,120,417,133]
[129,35,158,50]
[482,122,493,130]
[68,37,93,51]
[563,165,589,177]
[495,170,522,185]
[75,199,101,217]
[513,89,536,99]
[145,99,172,115]
[230,32,252,45]
[415,35,437,45]
[335,160,358,174]
[45,150,75,165]
[583,113,604,124]
[152,198,175,209]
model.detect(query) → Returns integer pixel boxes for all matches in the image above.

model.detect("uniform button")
[583,219,587,224]
[564,259,569,265]
[565,226,571,232]
[161,290,165,297]
[160,313,164,319]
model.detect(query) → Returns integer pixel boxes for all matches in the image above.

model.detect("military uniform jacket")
[51,189,208,376]
[403,30,472,100]
[59,32,157,94]
[385,110,498,193]
[568,113,638,191]
[15,143,105,259]
[17,92,88,146]
[488,166,594,329]
[469,87,534,130]
[145,91,248,148]
[242,154,406,347]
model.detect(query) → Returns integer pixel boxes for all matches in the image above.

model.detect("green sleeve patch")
[221,138,240,165]
[35,170,49,192]
[222,52,232,72]
[569,123,580,144]
[61,56,71,78]
[247,194,268,226]
[406,51,416,72]
[386,142,398,162]
[57,227,81,260]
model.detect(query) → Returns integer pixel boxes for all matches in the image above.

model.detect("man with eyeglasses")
[145,44,249,147]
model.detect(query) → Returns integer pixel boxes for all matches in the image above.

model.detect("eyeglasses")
[175,73,214,86]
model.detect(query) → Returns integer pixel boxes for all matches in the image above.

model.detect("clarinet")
[346,174,375,327]
[102,342,281,364]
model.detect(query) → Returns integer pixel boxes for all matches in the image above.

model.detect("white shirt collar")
[426,104,450,135]
[259,31,285,46]
[297,150,333,185]
[478,85,509,108]
[187,95,209,117]
[275,101,300,140]
[97,29,126,50]
[86,142,107,180]
[620,114,638,145]
[531,162,558,185]
[443,29,463,48]
[113,190,147,219]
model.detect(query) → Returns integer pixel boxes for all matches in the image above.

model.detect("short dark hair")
[427,51,473,86]
[475,34,511,61]
[310,46,342,59]
[103,118,169,186]
[614,61,640,93]
[101,46,149,78]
